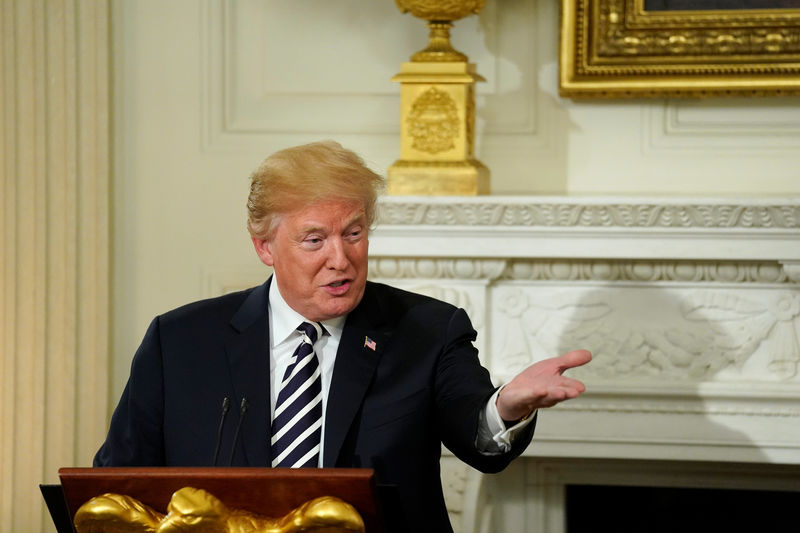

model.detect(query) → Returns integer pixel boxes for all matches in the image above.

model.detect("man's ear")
[252,237,275,267]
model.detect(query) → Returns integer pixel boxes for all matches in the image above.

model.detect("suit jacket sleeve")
[434,307,536,473]
[94,316,166,466]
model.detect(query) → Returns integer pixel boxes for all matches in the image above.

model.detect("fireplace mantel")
[369,196,800,465]
[372,196,800,263]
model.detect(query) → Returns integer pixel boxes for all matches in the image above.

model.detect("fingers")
[542,379,586,401]
[556,349,592,374]
[498,350,591,416]
[526,382,584,409]
[520,376,586,402]
[557,376,586,395]
[526,364,588,408]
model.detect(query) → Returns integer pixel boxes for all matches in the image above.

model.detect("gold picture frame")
[559,0,800,97]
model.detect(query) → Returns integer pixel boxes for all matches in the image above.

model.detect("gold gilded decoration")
[389,1,490,195]
[394,0,486,20]
[408,87,460,154]
[387,159,490,195]
[560,0,800,97]
[394,0,486,62]
[597,0,800,57]
[73,486,365,533]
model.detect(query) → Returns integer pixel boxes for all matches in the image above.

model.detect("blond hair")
[246,141,384,239]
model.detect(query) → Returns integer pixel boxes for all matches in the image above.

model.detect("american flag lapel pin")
[364,336,377,351]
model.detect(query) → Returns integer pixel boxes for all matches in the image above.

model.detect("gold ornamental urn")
[388,0,490,195]
[395,0,486,62]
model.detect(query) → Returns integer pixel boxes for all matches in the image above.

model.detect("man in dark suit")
[95,141,590,531]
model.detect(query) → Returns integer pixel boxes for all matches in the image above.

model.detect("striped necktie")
[270,321,323,468]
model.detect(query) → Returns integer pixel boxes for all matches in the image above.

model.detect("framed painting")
[559,0,800,97]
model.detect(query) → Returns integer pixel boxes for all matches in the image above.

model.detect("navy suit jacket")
[95,279,535,531]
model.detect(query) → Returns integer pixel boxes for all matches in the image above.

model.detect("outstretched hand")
[496,350,592,423]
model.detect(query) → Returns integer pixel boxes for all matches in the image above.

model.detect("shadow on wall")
[475,0,574,194]
[498,281,793,459]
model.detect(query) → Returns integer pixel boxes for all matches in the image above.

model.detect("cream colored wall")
[109,0,800,420]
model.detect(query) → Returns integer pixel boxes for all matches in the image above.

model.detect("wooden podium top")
[58,467,384,531]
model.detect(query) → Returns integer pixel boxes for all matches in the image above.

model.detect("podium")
[46,467,388,532]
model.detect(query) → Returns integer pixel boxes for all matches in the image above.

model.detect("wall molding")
[377,198,800,229]
[645,101,800,154]
[368,257,797,284]
[371,197,800,262]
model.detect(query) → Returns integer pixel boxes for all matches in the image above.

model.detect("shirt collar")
[268,277,346,347]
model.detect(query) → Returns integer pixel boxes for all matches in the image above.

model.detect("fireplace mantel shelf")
[372,196,800,263]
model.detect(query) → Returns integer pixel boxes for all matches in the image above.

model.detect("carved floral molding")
[369,258,797,284]
[377,199,800,229]
[492,286,800,382]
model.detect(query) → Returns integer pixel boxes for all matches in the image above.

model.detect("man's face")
[252,199,369,322]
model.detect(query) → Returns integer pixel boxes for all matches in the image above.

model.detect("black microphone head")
[229,396,250,466]
[212,397,232,466]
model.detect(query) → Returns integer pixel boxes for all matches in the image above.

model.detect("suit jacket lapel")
[225,279,271,467]
[323,284,386,467]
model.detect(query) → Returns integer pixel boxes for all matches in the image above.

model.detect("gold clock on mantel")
[388,0,490,195]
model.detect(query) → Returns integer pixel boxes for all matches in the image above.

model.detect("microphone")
[211,397,230,466]
[228,397,249,466]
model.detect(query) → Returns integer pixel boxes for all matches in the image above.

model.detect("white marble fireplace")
[368,196,800,533]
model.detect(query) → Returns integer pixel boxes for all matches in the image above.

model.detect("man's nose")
[326,238,349,270]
